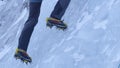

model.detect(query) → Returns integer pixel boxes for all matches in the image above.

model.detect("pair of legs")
[18,0,71,52]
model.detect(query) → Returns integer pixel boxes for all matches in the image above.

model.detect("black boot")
[14,48,32,64]
[46,17,67,30]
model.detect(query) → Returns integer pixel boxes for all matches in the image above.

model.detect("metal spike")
[15,58,17,60]
[46,25,53,29]
[63,29,65,31]
[29,61,32,64]
[21,60,24,63]
[58,28,61,30]
[25,62,28,65]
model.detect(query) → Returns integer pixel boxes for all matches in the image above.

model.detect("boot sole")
[14,54,32,64]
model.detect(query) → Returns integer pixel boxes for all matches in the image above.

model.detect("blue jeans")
[18,0,71,51]
[30,0,42,2]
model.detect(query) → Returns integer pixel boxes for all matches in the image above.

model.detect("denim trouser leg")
[50,0,71,20]
[30,0,42,2]
[18,2,42,51]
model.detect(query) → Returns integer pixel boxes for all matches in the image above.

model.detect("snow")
[0,0,120,68]
[0,1,6,6]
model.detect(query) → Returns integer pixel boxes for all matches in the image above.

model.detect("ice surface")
[0,0,120,68]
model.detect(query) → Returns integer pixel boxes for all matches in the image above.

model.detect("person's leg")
[46,0,71,30]
[18,2,42,52]
[50,0,71,20]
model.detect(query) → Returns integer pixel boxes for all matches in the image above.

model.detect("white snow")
[0,0,120,68]
[0,1,6,6]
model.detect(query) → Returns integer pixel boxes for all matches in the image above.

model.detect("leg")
[18,2,42,52]
[50,0,71,20]
[46,0,71,30]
